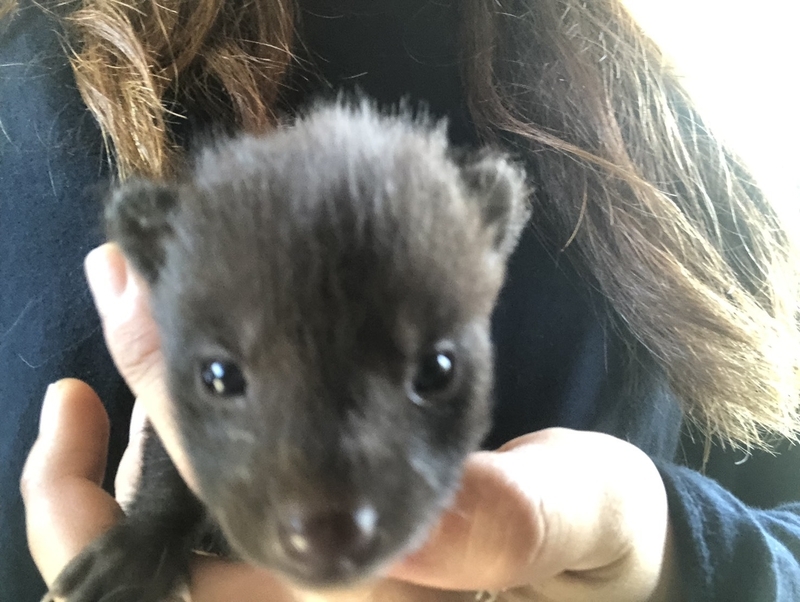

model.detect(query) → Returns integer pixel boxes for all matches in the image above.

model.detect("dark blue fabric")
[0,6,134,600]
[657,462,800,601]
[1,2,799,602]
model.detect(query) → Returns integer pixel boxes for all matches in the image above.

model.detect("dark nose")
[278,503,379,578]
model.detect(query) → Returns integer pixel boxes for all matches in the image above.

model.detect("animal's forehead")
[176,114,496,300]
[158,109,503,357]
[160,206,497,373]
[164,215,492,352]
[176,156,487,285]
[192,114,460,219]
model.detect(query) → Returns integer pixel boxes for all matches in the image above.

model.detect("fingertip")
[86,244,163,400]
[21,380,122,586]
[42,378,108,426]
[84,243,128,315]
[24,379,110,491]
[44,378,110,443]
[37,382,61,438]
[85,243,154,344]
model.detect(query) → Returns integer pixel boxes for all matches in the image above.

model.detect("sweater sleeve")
[655,461,800,601]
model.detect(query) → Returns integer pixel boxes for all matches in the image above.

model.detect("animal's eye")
[201,360,247,396]
[412,350,456,399]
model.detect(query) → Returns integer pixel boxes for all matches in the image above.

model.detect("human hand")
[389,429,680,602]
[21,243,679,602]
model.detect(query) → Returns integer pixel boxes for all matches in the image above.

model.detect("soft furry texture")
[46,102,530,602]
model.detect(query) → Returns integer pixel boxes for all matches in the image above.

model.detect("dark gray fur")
[47,102,529,602]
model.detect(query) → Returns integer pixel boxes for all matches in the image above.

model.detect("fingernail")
[39,382,61,437]
[85,244,128,314]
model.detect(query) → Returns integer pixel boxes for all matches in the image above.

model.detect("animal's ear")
[460,151,530,258]
[104,178,180,284]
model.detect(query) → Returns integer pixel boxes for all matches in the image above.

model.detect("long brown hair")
[3,0,798,447]
[460,0,800,448]
[3,0,294,178]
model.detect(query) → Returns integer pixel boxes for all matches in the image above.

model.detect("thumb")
[389,445,553,592]
[21,379,122,585]
[389,429,669,599]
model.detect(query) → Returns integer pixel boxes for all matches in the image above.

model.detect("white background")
[622,0,799,225]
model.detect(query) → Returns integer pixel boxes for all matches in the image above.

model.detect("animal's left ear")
[460,151,530,258]
[104,178,181,284]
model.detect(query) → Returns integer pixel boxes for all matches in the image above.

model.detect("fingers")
[114,400,148,510]
[84,243,198,490]
[27,380,110,485]
[84,244,164,400]
[21,379,123,586]
[390,429,669,600]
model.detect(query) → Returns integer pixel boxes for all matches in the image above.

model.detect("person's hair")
[3,0,798,447]
[3,0,294,178]
[460,0,800,449]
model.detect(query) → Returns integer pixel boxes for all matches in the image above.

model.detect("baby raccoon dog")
[47,102,530,602]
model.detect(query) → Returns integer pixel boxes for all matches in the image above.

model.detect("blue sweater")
[1,3,799,600]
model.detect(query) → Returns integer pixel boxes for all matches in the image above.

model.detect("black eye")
[412,351,456,399]
[201,360,247,397]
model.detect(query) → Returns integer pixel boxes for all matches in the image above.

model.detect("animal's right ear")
[104,179,179,284]
[459,151,530,259]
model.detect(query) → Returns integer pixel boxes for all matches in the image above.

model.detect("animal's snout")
[278,502,380,582]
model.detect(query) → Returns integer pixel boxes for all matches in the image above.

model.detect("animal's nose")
[278,503,379,576]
